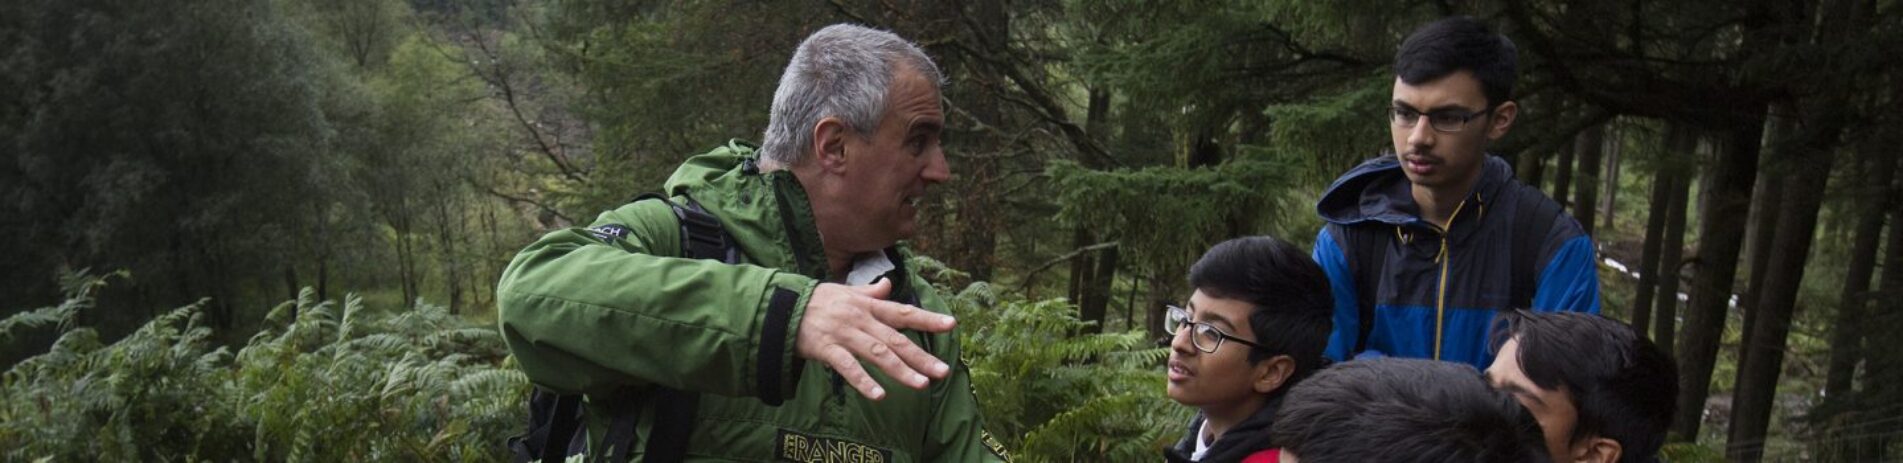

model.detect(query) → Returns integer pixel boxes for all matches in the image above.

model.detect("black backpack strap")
[673,198,738,263]
[1333,223,1390,356]
[1509,189,1563,309]
[509,387,585,463]
[514,193,742,463]
[592,386,651,463]
[632,388,701,462]
[607,193,739,462]
[629,193,738,263]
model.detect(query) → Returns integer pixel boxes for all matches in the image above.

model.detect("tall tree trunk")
[1732,0,1845,401]
[1517,149,1546,191]
[393,213,418,307]
[435,194,463,315]
[1819,146,1894,462]
[1727,104,1844,461]
[316,257,329,305]
[1553,140,1577,211]
[932,0,1008,284]
[1826,149,1895,394]
[306,200,334,302]
[1631,138,1677,336]
[1573,124,1604,237]
[1737,101,1796,370]
[1858,187,1903,460]
[1070,86,1118,332]
[480,199,503,309]
[1653,151,1692,357]
[1601,125,1622,236]
[1145,271,1175,341]
[283,265,299,302]
[1080,247,1120,333]
[1674,115,1765,441]
[1068,228,1089,304]
[1739,160,1783,291]
[1818,0,1882,405]
[1125,270,1140,331]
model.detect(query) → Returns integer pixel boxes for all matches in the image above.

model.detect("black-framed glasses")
[1389,105,1495,133]
[1165,304,1265,354]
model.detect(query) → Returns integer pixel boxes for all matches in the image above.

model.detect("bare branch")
[1015,241,1121,290]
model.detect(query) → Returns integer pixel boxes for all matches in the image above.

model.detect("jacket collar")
[1316,154,1513,245]
[662,140,830,279]
[1165,392,1288,463]
[663,141,918,292]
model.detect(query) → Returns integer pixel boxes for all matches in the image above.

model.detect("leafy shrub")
[0,271,526,462]
[4,266,1188,462]
[922,255,1189,463]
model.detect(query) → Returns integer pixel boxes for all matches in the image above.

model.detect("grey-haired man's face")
[832,63,948,250]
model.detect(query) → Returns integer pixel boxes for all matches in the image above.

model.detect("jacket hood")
[1315,154,1516,227]
[658,139,831,279]
[663,139,759,196]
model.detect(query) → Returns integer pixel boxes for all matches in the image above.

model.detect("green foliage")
[0,0,345,318]
[3,0,1896,459]
[937,279,1187,463]
[1661,441,1727,463]
[0,272,525,461]
[1261,72,1393,183]
[538,1,831,209]
[284,0,412,69]
[4,264,1194,462]
[1049,159,1294,278]
[0,271,126,343]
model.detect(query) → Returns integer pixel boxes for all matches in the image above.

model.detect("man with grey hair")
[498,24,1008,462]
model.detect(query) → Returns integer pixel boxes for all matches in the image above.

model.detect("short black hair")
[1492,311,1678,462]
[1270,358,1551,463]
[1187,235,1333,377]
[1395,16,1518,107]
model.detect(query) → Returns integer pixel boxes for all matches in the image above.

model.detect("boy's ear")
[1486,100,1518,141]
[1573,437,1621,463]
[1253,355,1297,394]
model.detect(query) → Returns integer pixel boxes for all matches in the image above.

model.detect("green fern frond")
[0,306,77,343]
[448,369,527,400]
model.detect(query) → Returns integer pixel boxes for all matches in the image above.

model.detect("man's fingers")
[848,277,893,300]
[865,298,956,333]
[846,329,931,390]
[823,345,885,401]
[797,281,956,400]
[859,322,950,381]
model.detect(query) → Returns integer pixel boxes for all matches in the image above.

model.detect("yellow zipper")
[1433,199,1470,361]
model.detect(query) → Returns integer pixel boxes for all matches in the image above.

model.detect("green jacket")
[497,141,1008,462]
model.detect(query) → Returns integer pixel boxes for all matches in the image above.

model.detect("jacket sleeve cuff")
[756,273,815,405]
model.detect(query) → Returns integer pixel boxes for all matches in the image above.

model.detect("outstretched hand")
[795,278,955,400]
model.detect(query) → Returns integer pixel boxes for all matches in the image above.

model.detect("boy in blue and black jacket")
[1311,16,1600,369]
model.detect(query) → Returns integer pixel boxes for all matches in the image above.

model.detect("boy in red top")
[1164,236,1334,463]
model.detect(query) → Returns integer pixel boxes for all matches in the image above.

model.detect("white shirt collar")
[1191,419,1212,461]
[844,251,897,286]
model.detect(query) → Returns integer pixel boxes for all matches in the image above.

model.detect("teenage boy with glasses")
[1311,16,1601,370]
[1164,236,1334,463]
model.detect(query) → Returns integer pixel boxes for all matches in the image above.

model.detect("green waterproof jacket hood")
[497,141,1008,462]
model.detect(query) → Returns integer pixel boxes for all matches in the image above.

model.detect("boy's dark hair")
[1270,358,1550,463]
[1395,16,1518,107]
[1492,311,1678,462]
[1187,235,1333,377]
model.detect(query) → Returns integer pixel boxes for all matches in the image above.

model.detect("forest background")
[3,0,1901,461]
